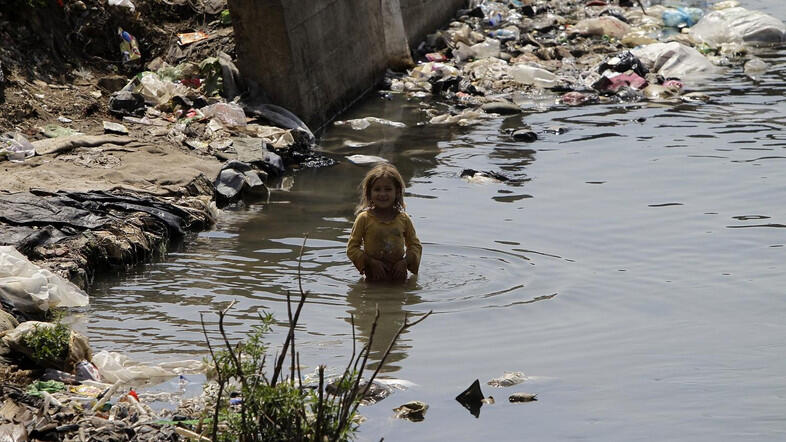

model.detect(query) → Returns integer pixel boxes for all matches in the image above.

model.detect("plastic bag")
[662,7,704,28]
[200,102,247,128]
[0,132,35,162]
[138,72,191,106]
[690,7,786,46]
[108,0,135,11]
[0,246,89,315]
[334,117,405,130]
[631,42,719,79]
[92,350,204,384]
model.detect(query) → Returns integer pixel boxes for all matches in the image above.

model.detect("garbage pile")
[0,320,205,441]
[381,0,784,123]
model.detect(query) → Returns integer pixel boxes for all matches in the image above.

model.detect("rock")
[509,392,538,402]
[0,310,18,333]
[481,101,521,115]
[511,130,538,142]
[102,121,128,135]
[393,401,428,421]
[97,75,129,92]
[213,160,268,207]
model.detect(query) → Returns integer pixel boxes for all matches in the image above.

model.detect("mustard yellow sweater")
[346,210,422,274]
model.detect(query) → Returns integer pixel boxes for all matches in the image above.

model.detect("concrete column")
[228,0,467,130]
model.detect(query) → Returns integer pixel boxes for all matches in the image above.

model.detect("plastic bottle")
[510,64,557,88]
[471,38,501,59]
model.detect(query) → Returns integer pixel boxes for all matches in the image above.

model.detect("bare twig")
[272,234,310,386]
[199,312,224,441]
[636,0,646,14]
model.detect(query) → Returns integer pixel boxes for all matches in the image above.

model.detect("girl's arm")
[346,213,368,273]
[403,214,422,274]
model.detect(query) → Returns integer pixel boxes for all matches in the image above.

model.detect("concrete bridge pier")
[227,0,467,130]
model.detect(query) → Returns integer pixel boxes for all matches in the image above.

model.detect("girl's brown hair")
[355,163,406,214]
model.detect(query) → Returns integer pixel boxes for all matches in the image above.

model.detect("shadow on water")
[344,277,423,374]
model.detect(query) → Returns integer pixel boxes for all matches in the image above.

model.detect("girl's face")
[370,177,397,210]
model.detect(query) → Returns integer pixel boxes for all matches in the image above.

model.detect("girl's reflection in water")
[344,276,423,374]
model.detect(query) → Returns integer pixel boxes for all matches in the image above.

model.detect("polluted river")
[77,1,786,440]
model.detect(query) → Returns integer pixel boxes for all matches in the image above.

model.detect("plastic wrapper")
[0,246,89,314]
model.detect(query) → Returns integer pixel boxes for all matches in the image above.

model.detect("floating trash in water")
[487,371,528,387]
[345,154,388,166]
[393,401,428,421]
[334,117,406,130]
[509,392,538,403]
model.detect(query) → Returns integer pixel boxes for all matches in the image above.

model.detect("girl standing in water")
[347,163,422,282]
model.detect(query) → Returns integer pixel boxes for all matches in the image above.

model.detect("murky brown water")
[82,2,786,440]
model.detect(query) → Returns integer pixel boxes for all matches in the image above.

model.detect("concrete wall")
[228,0,466,130]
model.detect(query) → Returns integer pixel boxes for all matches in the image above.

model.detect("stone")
[481,102,521,115]
[511,130,538,142]
[97,75,129,92]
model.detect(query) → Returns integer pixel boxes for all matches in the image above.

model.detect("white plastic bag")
[334,117,405,130]
[108,0,135,11]
[0,246,89,315]
[138,72,190,106]
[690,7,786,46]
[92,350,204,384]
[200,102,247,128]
[631,42,720,79]
[0,132,35,162]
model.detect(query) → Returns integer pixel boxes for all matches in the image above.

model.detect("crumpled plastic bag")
[108,0,135,11]
[0,246,89,315]
[200,102,247,128]
[463,57,510,82]
[690,7,786,47]
[2,321,91,371]
[334,117,405,130]
[92,350,204,384]
[137,72,191,106]
[0,132,35,162]
[631,42,720,79]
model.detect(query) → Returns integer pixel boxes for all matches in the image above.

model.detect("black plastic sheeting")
[0,190,199,250]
